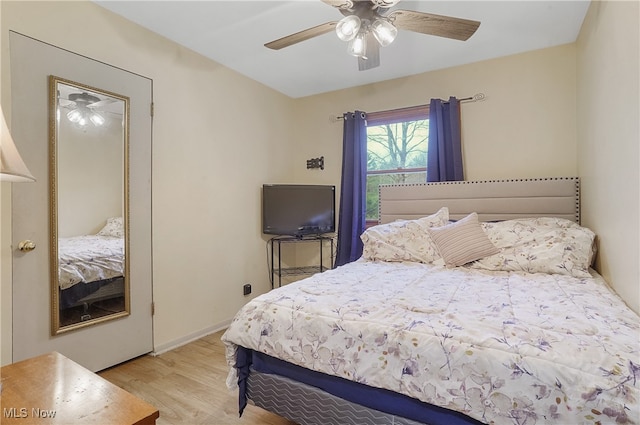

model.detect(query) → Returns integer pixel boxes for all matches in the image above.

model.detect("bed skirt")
[59,276,124,309]
[237,347,482,425]
[248,368,427,425]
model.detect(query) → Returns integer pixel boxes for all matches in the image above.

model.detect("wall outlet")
[243,283,252,296]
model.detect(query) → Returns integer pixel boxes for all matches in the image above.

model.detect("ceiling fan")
[59,92,116,110]
[265,0,481,71]
[58,92,118,127]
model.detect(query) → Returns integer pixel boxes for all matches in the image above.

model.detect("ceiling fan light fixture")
[336,15,361,41]
[347,30,367,58]
[263,0,481,71]
[67,109,83,123]
[371,0,401,8]
[89,112,105,126]
[371,18,397,47]
[67,106,105,127]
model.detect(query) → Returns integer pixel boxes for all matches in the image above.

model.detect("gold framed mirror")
[49,76,130,335]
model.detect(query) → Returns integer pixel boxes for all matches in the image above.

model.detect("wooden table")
[0,351,159,425]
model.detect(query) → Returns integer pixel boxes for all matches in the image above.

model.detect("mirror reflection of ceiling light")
[66,92,105,127]
[66,108,105,127]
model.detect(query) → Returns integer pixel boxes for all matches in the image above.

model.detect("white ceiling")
[93,0,591,98]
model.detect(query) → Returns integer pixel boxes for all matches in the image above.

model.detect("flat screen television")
[262,184,336,237]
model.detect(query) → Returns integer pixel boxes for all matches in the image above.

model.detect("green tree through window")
[366,106,429,222]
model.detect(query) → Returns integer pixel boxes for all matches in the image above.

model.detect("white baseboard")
[151,319,232,356]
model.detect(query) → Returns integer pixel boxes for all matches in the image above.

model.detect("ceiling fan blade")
[265,22,338,50]
[88,99,116,108]
[389,10,480,41]
[358,32,380,71]
[58,99,75,108]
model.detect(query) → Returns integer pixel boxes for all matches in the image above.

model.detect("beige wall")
[292,44,578,185]
[290,44,580,284]
[58,116,123,237]
[577,0,639,313]
[1,0,296,360]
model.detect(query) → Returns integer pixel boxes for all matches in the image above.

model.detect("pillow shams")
[96,217,124,238]
[361,207,448,263]
[427,212,499,267]
[469,217,595,278]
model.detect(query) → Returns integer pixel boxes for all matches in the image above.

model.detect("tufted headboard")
[378,177,580,224]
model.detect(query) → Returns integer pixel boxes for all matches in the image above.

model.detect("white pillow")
[427,212,499,267]
[469,217,596,278]
[96,217,124,238]
[360,207,449,264]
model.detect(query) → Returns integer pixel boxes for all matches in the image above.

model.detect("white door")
[10,32,153,371]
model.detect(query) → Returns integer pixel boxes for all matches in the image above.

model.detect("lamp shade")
[0,106,35,182]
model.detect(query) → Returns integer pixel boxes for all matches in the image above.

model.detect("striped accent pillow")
[428,212,499,267]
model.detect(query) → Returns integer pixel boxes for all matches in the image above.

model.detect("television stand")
[270,235,335,288]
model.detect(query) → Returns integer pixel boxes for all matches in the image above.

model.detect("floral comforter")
[223,261,639,425]
[58,235,124,290]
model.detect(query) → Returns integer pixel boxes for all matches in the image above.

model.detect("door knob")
[18,240,36,252]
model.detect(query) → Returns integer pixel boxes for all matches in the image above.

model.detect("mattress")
[223,260,640,425]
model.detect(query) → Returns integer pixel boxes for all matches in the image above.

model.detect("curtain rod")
[448,92,485,103]
[331,93,486,122]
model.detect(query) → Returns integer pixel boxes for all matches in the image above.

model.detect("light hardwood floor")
[99,330,298,425]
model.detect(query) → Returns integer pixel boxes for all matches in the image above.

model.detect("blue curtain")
[335,111,367,267]
[427,97,464,182]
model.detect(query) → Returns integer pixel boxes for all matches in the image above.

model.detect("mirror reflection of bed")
[52,77,129,332]
[58,217,125,327]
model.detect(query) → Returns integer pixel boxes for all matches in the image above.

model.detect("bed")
[58,217,125,312]
[222,178,639,425]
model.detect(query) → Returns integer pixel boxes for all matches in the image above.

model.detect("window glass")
[366,106,429,222]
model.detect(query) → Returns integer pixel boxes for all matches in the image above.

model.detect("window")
[366,105,429,223]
